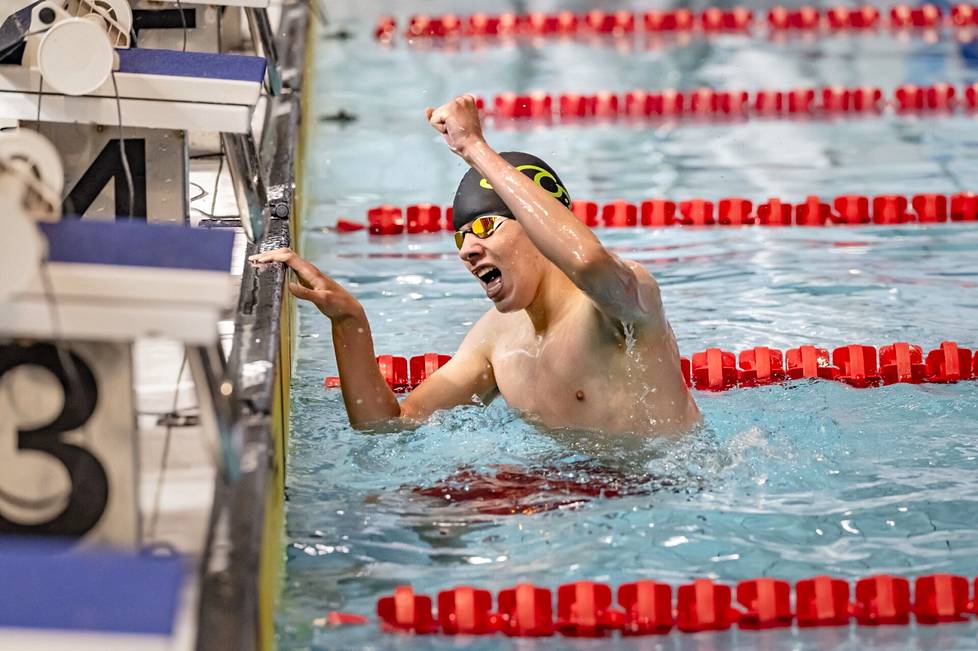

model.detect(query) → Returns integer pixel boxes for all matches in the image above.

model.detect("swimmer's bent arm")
[248,248,400,429]
[248,248,496,429]
[427,95,664,328]
[469,142,664,327]
[399,315,498,420]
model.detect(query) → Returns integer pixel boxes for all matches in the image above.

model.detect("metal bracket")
[221,131,268,241]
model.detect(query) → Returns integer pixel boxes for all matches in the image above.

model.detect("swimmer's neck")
[523,263,579,334]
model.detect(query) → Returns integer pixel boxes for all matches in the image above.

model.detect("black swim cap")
[451,152,572,231]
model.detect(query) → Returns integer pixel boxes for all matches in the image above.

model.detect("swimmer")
[250,94,700,435]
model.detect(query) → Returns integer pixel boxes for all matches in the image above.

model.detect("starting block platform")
[0,48,266,133]
[0,540,184,651]
[0,220,235,344]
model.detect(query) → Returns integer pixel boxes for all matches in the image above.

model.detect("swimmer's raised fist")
[248,248,363,322]
[425,94,486,162]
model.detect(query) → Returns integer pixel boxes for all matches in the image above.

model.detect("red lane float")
[377,586,437,633]
[497,584,554,636]
[914,575,971,623]
[368,205,404,235]
[854,575,911,625]
[351,191,978,234]
[880,343,926,384]
[676,580,736,631]
[383,4,978,43]
[834,344,882,387]
[329,342,975,393]
[618,581,673,634]
[438,587,495,634]
[483,81,978,124]
[738,347,785,385]
[691,348,737,391]
[737,578,793,629]
[324,353,451,392]
[796,196,833,226]
[786,346,839,381]
[556,581,621,636]
[406,204,442,233]
[572,200,599,227]
[371,573,978,637]
[410,353,451,389]
[602,199,637,227]
[795,576,851,626]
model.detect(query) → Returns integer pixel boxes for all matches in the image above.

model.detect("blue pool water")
[280,2,978,648]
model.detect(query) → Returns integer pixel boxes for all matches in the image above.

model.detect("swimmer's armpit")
[576,257,666,328]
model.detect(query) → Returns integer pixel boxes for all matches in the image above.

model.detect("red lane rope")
[340,193,978,234]
[484,83,975,123]
[324,342,977,392]
[375,4,978,43]
[354,575,978,636]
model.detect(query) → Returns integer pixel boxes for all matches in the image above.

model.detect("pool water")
[280,2,978,648]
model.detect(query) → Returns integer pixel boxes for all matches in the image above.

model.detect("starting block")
[0,47,266,133]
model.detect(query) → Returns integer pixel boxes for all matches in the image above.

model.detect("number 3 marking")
[0,344,109,537]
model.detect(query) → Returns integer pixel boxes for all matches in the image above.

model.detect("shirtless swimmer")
[250,94,700,435]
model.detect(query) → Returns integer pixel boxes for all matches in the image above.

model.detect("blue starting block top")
[0,540,184,635]
[117,48,267,83]
[40,220,235,272]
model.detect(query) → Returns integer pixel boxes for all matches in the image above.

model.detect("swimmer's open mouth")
[476,265,502,285]
[475,265,504,299]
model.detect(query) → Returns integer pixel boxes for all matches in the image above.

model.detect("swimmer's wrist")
[330,303,367,327]
[460,138,492,167]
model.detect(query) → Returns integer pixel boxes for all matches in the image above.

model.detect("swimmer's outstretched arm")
[248,248,399,428]
[248,248,497,429]
[426,95,665,328]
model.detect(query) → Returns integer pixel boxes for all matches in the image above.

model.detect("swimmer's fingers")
[427,106,448,133]
[288,283,360,320]
[289,282,335,311]
[288,282,319,302]
[247,247,296,265]
[250,248,332,289]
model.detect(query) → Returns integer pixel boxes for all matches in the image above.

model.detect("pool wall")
[195,2,311,649]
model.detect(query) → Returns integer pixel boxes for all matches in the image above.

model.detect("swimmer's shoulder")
[459,308,510,355]
[468,307,539,357]
[610,261,667,335]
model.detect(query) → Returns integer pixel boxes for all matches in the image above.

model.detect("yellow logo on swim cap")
[479,164,569,205]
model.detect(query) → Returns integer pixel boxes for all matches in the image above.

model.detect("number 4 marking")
[62,139,148,219]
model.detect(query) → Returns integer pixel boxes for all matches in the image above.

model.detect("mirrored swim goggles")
[454,215,511,250]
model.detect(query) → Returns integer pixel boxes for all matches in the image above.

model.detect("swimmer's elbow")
[577,254,656,320]
[572,247,618,291]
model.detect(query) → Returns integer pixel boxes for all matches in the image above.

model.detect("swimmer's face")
[457,218,548,313]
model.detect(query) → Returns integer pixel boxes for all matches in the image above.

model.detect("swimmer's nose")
[458,236,484,264]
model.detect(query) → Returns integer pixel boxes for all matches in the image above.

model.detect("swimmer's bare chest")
[488,306,690,434]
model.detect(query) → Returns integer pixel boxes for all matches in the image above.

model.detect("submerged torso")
[485,294,700,436]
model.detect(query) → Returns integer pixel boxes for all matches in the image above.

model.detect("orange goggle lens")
[454,215,508,249]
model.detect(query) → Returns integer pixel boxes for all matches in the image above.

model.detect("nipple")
[575,389,585,401]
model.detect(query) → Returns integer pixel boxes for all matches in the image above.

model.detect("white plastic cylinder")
[36,17,114,96]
